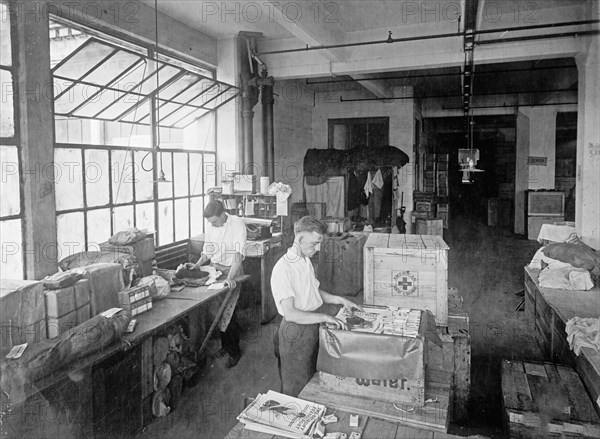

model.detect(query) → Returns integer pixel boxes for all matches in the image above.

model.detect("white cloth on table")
[566,316,600,355]
[270,245,323,316]
[538,265,594,291]
[267,182,292,216]
[537,223,578,244]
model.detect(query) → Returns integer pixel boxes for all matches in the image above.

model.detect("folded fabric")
[538,265,594,290]
[543,242,600,275]
[528,246,571,270]
[175,266,209,280]
[536,224,578,244]
[566,316,600,355]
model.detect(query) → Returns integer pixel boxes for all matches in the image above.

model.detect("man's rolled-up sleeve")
[271,263,294,309]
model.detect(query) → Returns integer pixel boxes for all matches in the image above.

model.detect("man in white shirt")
[191,200,247,368]
[270,216,362,396]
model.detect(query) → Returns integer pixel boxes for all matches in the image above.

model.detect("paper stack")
[237,390,326,439]
[336,305,422,337]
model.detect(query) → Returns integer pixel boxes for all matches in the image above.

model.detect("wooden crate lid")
[365,233,449,250]
[502,359,600,428]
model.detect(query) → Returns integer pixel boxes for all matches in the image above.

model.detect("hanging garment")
[380,171,393,223]
[347,171,362,211]
[364,172,373,197]
[372,169,384,189]
[304,176,345,218]
[369,185,383,222]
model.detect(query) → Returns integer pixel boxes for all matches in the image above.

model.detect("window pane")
[158,200,173,245]
[0,69,14,137]
[0,219,23,280]
[113,205,134,233]
[85,149,109,207]
[54,81,102,115]
[190,197,204,236]
[174,198,189,241]
[184,113,215,151]
[135,202,155,233]
[112,149,133,204]
[157,152,173,199]
[56,212,85,261]
[85,51,141,86]
[1,4,12,66]
[87,208,110,248]
[189,154,203,196]
[1,145,20,217]
[134,151,154,201]
[173,153,188,197]
[55,148,84,211]
[104,120,152,148]
[54,40,115,80]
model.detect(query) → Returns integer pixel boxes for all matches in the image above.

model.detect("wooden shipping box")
[45,279,91,318]
[0,279,47,351]
[364,233,449,325]
[317,309,429,406]
[501,359,600,438]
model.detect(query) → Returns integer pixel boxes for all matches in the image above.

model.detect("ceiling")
[143,0,594,104]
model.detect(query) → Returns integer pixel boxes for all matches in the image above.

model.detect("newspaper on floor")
[237,390,326,439]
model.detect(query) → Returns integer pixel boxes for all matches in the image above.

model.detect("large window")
[50,19,237,257]
[0,3,24,279]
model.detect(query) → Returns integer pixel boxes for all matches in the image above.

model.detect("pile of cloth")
[529,230,599,291]
[566,316,600,356]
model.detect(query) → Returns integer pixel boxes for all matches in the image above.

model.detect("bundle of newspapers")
[237,390,326,438]
[335,305,421,337]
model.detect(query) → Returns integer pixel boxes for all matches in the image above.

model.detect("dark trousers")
[273,304,339,397]
[220,313,240,356]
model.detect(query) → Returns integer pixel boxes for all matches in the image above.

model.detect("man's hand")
[183,262,199,271]
[224,279,237,290]
[323,315,348,330]
[339,297,363,313]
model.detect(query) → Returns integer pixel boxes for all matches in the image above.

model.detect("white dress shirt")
[202,214,247,267]
[270,245,323,316]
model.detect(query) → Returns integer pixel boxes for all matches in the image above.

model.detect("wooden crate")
[364,233,449,325]
[318,371,425,406]
[501,360,600,438]
[416,219,443,237]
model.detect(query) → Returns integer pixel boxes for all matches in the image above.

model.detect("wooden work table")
[524,266,600,414]
[1,276,250,438]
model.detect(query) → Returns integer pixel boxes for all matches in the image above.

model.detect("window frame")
[0,1,26,278]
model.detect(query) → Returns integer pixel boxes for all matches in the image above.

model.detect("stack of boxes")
[416,153,450,229]
[0,280,47,354]
[118,285,153,316]
[100,235,156,278]
[45,279,92,338]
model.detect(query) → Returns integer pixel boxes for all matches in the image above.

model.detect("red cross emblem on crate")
[392,271,419,296]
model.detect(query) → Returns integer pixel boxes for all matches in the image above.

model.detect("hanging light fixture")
[152,0,170,183]
[458,24,483,184]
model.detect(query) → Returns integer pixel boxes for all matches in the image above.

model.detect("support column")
[515,111,530,235]
[15,7,57,278]
[575,36,600,248]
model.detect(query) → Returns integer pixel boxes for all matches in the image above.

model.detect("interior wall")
[272,80,314,203]
[311,86,415,229]
[515,112,530,234]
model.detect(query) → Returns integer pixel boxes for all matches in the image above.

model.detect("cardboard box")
[45,279,90,318]
[416,219,443,237]
[364,233,449,325]
[77,263,124,316]
[0,280,47,351]
[316,308,432,406]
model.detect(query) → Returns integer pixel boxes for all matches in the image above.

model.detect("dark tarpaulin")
[303,145,409,178]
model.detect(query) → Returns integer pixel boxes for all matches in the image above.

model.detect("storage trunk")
[364,233,449,325]
[501,359,600,438]
[0,280,47,352]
